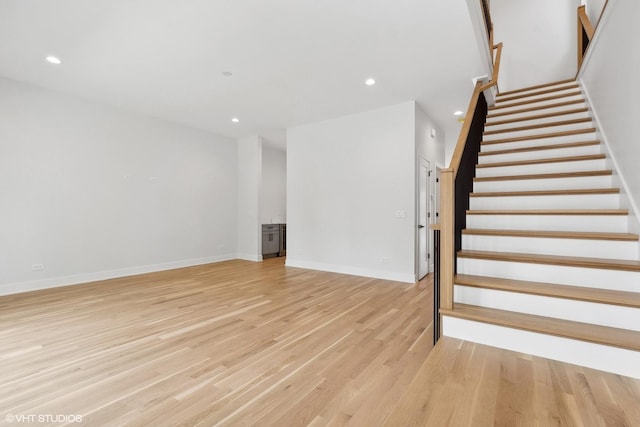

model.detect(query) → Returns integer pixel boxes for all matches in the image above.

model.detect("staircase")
[440,78,640,379]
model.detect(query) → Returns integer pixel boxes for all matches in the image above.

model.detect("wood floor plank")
[478,140,601,157]
[462,228,638,241]
[2,260,639,425]
[458,249,640,272]
[385,337,640,426]
[485,107,589,127]
[481,128,597,145]
[0,259,433,426]
[440,304,640,351]
[454,274,640,308]
[497,79,576,97]
[490,91,583,110]
[486,99,586,119]
[496,83,580,104]
[466,209,628,216]
[473,169,611,182]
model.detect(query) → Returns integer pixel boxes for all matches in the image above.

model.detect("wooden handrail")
[450,42,503,176]
[577,6,595,70]
[449,81,485,176]
[578,6,595,40]
[481,42,503,92]
[437,33,503,313]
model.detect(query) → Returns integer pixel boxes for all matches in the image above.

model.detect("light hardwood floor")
[386,337,640,426]
[0,258,434,426]
[2,259,639,426]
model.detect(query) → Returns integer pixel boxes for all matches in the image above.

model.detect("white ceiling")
[0,0,485,150]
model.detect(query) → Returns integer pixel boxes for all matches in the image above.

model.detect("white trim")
[0,254,236,297]
[236,253,263,262]
[443,316,640,379]
[285,259,415,284]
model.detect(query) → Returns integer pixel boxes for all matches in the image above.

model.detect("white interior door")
[418,159,430,279]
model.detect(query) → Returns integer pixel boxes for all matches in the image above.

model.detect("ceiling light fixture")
[231,117,239,123]
[454,110,464,116]
[365,78,376,86]
[46,56,62,65]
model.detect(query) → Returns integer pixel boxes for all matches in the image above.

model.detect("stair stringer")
[580,82,640,237]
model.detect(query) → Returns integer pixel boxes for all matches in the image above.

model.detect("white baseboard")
[443,316,640,379]
[235,253,263,262]
[0,254,237,297]
[285,258,415,284]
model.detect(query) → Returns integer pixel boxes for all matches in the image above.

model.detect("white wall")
[579,0,640,235]
[287,102,417,283]
[582,0,608,27]
[0,77,238,295]
[236,135,263,261]
[492,0,580,91]
[416,105,446,170]
[260,147,286,224]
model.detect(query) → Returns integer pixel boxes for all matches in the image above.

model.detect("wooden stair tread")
[466,209,628,215]
[490,91,582,111]
[476,154,606,169]
[497,78,576,97]
[482,128,596,145]
[485,108,589,127]
[457,250,640,272]
[455,274,640,308]
[440,303,640,351]
[486,100,585,119]
[496,84,580,104]
[478,140,600,157]
[462,228,638,241]
[470,188,619,197]
[483,117,592,136]
[474,170,612,182]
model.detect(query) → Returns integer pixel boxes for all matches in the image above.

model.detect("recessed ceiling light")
[231,117,239,123]
[222,71,233,77]
[46,56,62,65]
[365,78,376,86]
[454,110,464,116]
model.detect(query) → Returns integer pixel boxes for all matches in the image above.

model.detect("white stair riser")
[457,258,640,292]
[490,94,584,114]
[473,175,613,192]
[461,235,638,260]
[483,123,594,142]
[469,193,620,210]
[495,87,582,106]
[475,159,607,177]
[484,111,591,132]
[478,145,602,164]
[442,316,640,379]
[466,214,629,233]
[454,286,640,332]
[481,133,598,152]
[496,83,579,99]
[487,102,588,123]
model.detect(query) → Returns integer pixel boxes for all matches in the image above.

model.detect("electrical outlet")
[31,263,44,271]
